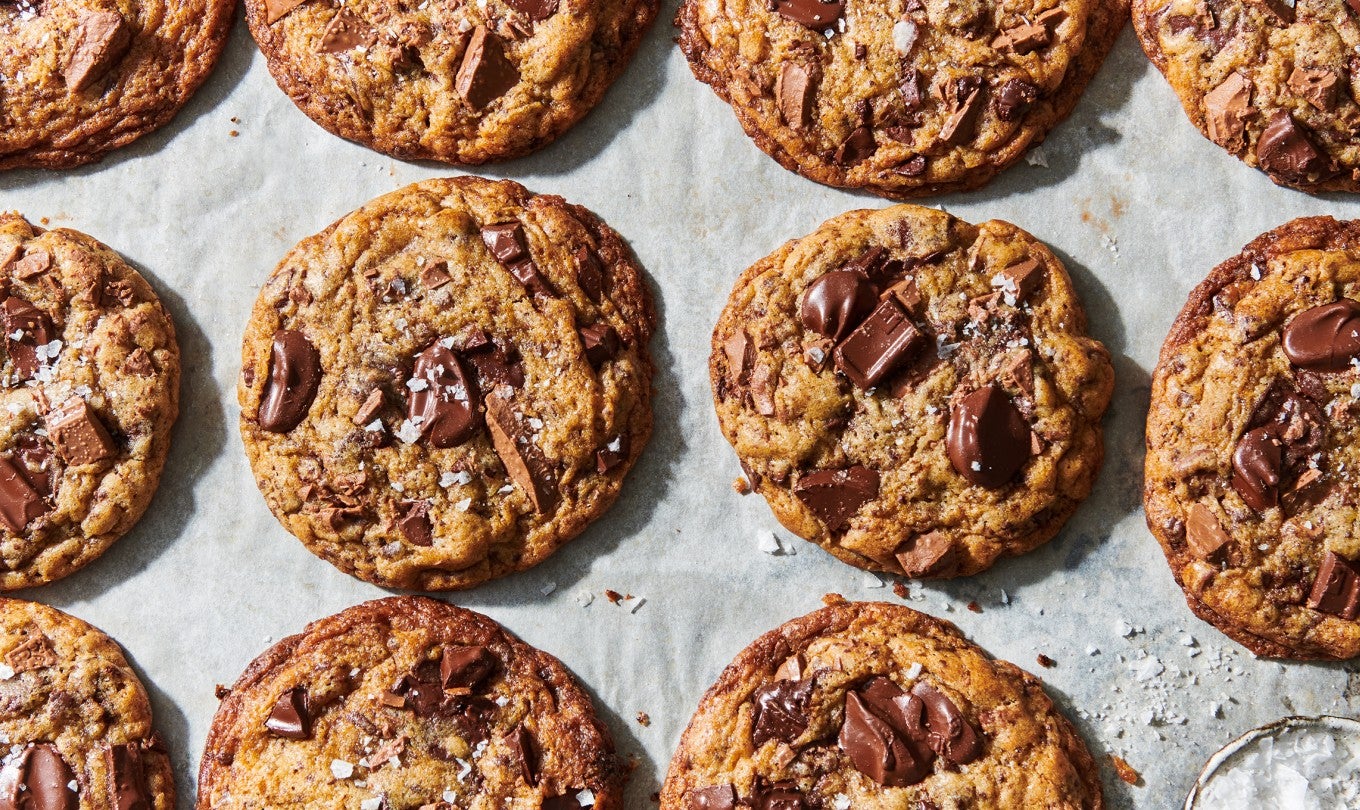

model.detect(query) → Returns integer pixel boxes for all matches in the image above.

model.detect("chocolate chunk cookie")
[676,0,1128,197]
[0,214,180,589]
[660,598,1103,809]
[711,204,1112,579]
[242,0,656,164]
[198,596,622,809]
[1133,0,1360,192]
[239,176,654,590]
[1145,216,1360,660]
[0,597,176,809]
[1,0,233,169]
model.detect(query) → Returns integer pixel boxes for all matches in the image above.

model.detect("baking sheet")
[2,11,1358,809]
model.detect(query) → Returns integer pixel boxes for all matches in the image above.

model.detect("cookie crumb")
[733,476,751,494]
[1036,653,1056,668]
[604,589,624,604]
[636,712,650,726]
[892,581,909,599]
[214,684,231,699]
[1109,755,1140,785]
[967,601,982,613]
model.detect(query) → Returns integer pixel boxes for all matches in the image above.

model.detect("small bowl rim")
[1184,714,1360,809]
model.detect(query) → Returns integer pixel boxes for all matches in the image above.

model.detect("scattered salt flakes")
[970,461,982,472]
[396,418,423,444]
[1351,382,1360,399]
[360,799,383,810]
[73,385,92,399]
[999,589,1010,605]
[1181,634,1198,647]
[66,780,76,792]
[455,758,473,782]
[1250,263,1263,281]
[891,19,917,55]
[630,598,646,614]
[756,529,783,555]
[494,694,509,707]
[390,481,405,493]
[330,759,355,780]
[439,471,458,487]
[832,796,851,810]
[0,665,13,680]
[1101,235,1119,259]
[439,336,456,350]
[36,339,61,362]
[444,788,460,801]
[924,404,940,415]
[576,788,596,807]
[498,484,514,494]
[903,662,923,679]
[1116,620,1136,638]
[1025,146,1049,167]
[577,590,595,607]
[406,378,429,392]
[455,497,472,512]
[5,403,20,415]
[364,419,383,433]
[7,331,21,342]
[863,573,885,589]
[1130,656,1164,682]
[1086,645,1100,656]
[540,581,557,596]
[527,417,544,431]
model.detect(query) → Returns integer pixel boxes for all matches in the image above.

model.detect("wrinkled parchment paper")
[3,15,1359,809]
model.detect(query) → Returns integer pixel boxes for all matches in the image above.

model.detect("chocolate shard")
[776,62,814,131]
[259,330,321,433]
[264,687,311,740]
[1308,551,1360,620]
[753,781,807,809]
[45,398,116,466]
[991,257,1044,305]
[1288,66,1338,111]
[938,80,986,145]
[833,298,925,390]
[895,531,956,578]
[485,396,558,513]
[1185,503,1231,562]
[0,454,48,534]
[910,682,982,765]
[834,126,876,165]
[687,784,737,810]
[1282,300,1360,371]
[579,323,621,368]
[994,78,1038,122]
[800,270,877,341]
[265,0,310,23]
[946,385,1031,488]
[793,466,879,531]
[106,743,151,810]
[3,296,54,382]
[64,9,132,92]
[397,500,434,546]
[575,246,605,303]
[441,645,497,689]
[751,677,815,748]
[1256,111,1330,184]
[506,0,558,21]
[408,342,482,447]
[840,690,931,786]
[481,222,529,264]
[1231,426,1281,511]
[774,0,844,31]
[1203,72,1252,153]
[318,9,376,52]
[456,26,520,110]
[595,434,628,473]
[507,724,537,785]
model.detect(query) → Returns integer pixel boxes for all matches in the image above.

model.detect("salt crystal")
[330,759,354,779]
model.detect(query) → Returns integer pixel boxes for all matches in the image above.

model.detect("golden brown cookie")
[238,176,655,590]
[0,597,176,809]
[676,0,1128,197]
[1145,216,1360,660]
[242,0,657,164]
[0,0,234,169]
[711,204,1112,579]
[0,214,180,590]
[1133,0,1360,192]
[660,598,1104,809]
[198,596,623,809]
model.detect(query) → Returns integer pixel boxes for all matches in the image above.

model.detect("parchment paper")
[2,15,1358,809]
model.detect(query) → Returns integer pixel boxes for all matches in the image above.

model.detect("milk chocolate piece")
[1288,67,1338,111]
[800,270,877,341]
[751,678,814,747]
[1256,111,1329,184]
[1282,300,1360,371]
[834,126,876,165]
[1204,73,1251,153]
[833,299,925,390]
[265,0,309,23]
[1308,551,1360,620]
[259,330,321,433]
[992,257,1044,304]
[579,323,620,368]
[776,63,814,130]
[507,725,537,784]
[793,466,879,531]
[506,0,558,21]
[840,690,931,786]
[1185,503,1231,562]
[0,455,47,534]
[946,386,1031,488]
[994,78,1038,122]
[106,743,150,810]
[485,396,558,512]
[774,0,844,31]
[938,80,985,145]
[408,342,481,447]
[1231,426,1281,510]
[895,531,956,577]
[3,296,54,381]
[441,645,496,689]
[397,500,433,547]
[265,687,311,740]
[910,682,982,764]
[0,744,76,810]
[456,27,520,109]
[64,10,132,91]
[687,785,737,810]
[318,9,376,52]
[45,398,116,466]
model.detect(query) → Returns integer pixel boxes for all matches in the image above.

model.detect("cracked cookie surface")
[243,0,657,163]
[660,598,1103,809]
[711,204,1112,579]
[0,0,233,169]
[1146,216,1360,660]
[198,596,622,810]
[239,176,654,591]
[0,213,180,589]
[676,0,1127,197]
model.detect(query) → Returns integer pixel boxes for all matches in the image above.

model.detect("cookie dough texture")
[711,204,1112,579]
[676,0,1127,197]
[243,0,657,163]
[1146,216,1360,660]
[0,0,233,169]
[661,599,1103,809]
[1134,0,1360,192]
[0,214,180,589]
[239,176,655,590]
[198,596,622,809]
[0,597,176,809]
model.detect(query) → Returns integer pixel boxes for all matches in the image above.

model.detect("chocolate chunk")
[1231,426,1281,511]
[1258,0,1294,24]
[506,0,558,21]
[754,782,807,810]
[575,246,604,303]
[894,155,927,176]
[265,0,309,23]
[319,9,375,52]
[542,795,584,810]
[833,126,876,165]
[687,785,737,810]
[840,690,930,786]
[833,299,925,390]
[1308,551,1360,620]
[467,340,526,391]
[596,434,628,473]
[776,63,814,130]
[44,398,115,466]
[354,389,385,426]
[5,633,55,673]
[456,27,520,109]
[11,250,51,282]
[895,532,956,577]
[1185,503,1231,562]
[858,677,928,742]
[751,678,814,747]
[1288,67,1338,111]
[1282,300,1360,371]
[3,296,54,381]
[900,68,923,112]
[1204,72,1252,153]
[264,687,311,740]
[774,0,844,31]
[0,744,76,810]
[1256,111,1330,184]
[994,79,1038,122]
[774,653,804,682]
[441,645,496,689]
[408,342,481,447]
[724,329,754,386]
[259,330,321,433]
[421,261,452,290]
[507,725,537,784]
[397,500,433,546]
[793,466,879,531]
[883,277,923,316]
[993,23,1049,53]
[106,743,149,810]
[947,386,1030,488]
[800,270,877,341]
[910,682,982,764]
[485,396,558,513]
[939,80,985,146]
[579,323,620,368]
[0,455,47,534]
[64,10,132,92]
[482,222,530,264]
[992,257,1044,304]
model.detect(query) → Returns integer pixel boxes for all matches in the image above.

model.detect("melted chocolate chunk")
[800,270,877,341]
[0,452,49,534]
[455,27,520,109]
[397,500,434,547]
[0,744,76,810]
[774,0,844,30]
[1256,111,1331,184]
[840,687,932,786]
[579,323,621,368]
[441,645,497,689]
[793,466,880,531]
[1282,300,1360,371]
[507,724,537,784]
[1308,551,1360,620]
[106,743,151,810]
[687,785,738,810]
[2,297,54,382]
[1231,426,1281,511]
[506,0,557,21]
[408,342,481,447]
[264,687,311,740]
[910,682,982,765]
[946,386,1031,488]
[751,678,815,747]
[259,330,321,433]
